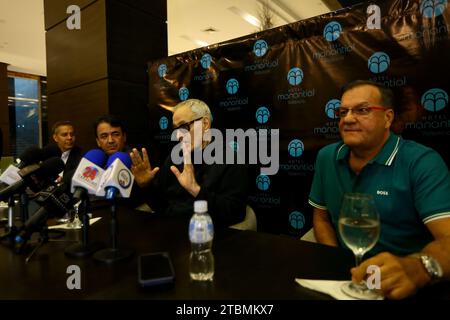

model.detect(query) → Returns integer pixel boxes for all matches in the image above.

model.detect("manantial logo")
[226,78,239,94]
[420,0,448,18]
[289,211,306,229]
[179,87,189,101]
[287,67,304,86]
[324,21,342,42]
[421,88,448,112]
[228,141,239,152]
[368,52,390,73]
[158,64,167,78]
[201,53,212,69]
[254,39,268,57]
[256,107,270,124]
[159,116,169,130]
[288,139,304,158]
[325,99,341,119]
[256,174,270,191]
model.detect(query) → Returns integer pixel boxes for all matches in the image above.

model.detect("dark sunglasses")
[173,117,204,131]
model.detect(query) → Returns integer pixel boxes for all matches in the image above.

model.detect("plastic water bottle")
[189,200,214,281]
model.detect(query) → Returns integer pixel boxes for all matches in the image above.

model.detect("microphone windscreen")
[41,144,62,160]
[84,149,108,167]
[18,146,44,166]
[40,157,65,178]
[106,152,132,168]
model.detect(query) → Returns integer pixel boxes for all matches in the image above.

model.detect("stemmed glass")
[338,193,381,300]
[65,205,83,229]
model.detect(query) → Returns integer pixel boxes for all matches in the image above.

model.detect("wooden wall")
[0,63,8,156]
[44,0,167,150]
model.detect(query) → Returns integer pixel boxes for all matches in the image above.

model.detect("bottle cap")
[194,200,208,213]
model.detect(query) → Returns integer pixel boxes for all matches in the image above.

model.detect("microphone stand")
[19,225,65,263]
[65,196,104,258]
[0,195,18,242]
[24,225,49,264]
[93,197,133,264]
[19,192,29,223]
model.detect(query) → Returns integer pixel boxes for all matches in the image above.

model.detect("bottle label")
[189,218,214,243]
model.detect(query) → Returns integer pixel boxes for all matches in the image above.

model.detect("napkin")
[295,278,384,300]
[48,217,102,230]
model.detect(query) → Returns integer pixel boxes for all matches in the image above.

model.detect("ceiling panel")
[0,0,335,75]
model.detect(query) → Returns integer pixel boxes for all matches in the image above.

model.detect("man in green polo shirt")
[309,80,450,299]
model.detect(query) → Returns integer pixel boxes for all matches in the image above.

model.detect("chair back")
[300,228,317,243]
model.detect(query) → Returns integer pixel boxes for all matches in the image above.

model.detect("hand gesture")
[130,148,159,187]
[170,142,200,197]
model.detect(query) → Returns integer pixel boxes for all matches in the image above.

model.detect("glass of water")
[338,193,381,299]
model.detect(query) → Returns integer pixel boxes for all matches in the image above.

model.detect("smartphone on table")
[138,252,175,287]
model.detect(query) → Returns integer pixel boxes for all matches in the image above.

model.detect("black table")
[0,206,448,301]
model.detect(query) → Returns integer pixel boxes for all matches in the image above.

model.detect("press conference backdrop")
[147,0,450,236]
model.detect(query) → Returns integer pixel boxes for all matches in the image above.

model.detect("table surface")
[0,206,448,300]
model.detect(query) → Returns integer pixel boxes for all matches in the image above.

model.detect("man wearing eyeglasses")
[130,99,248,227]
[309,80,450,299]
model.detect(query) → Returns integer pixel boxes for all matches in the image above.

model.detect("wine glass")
[338,193,381,300]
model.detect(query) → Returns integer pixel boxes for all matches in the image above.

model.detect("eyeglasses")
[173,117,204,131]
[334,103,388,118]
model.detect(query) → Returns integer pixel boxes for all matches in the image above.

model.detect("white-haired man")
[130,99,248,227]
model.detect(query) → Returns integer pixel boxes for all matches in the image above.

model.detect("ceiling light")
[202,27,219,33]
[195,40,209,47]
[228,6,261,28]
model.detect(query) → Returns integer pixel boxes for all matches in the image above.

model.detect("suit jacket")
[62,145,83,182]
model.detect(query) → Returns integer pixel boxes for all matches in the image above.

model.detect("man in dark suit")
[51,121,83,184]
[92,115,144,208]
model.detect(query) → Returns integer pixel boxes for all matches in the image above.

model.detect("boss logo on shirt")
[377,190,389,196]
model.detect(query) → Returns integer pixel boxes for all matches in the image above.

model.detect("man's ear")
[203,117,211,130]
[96,137,101,147]
[123,133,127,143]
[52,134,57,143]
[385,109,395,128]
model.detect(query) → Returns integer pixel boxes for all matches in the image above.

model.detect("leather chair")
[230,205,257,231]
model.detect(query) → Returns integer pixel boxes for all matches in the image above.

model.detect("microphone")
[16,146,46,169]
[0,157,65,201]
[0,146,44,186]
[66,150,108,258]
[14,182,75,251]
[71,149,107,201]
[95,152,134,200]
[92,152,135,263]
[41,144,62,159]
[13,206,50,252]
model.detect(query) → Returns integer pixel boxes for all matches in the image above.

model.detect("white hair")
[174,99,212,122]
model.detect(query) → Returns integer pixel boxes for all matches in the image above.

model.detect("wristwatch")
[410,253,444,281]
